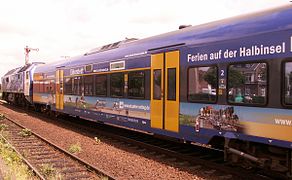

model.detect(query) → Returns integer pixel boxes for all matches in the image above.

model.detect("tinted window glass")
[40,81,44,93]
[110,73,124,97]
[44,81,50,93]
[95,75,107,96]
[188,66,217,102]
[84,75,93,96]
[167,68,176,100]
[73,76,82,95]
[153,70,161,100]
[65,77,73,94]
[34,82,40,93]
[284,62,292,104]
[228,63,267,105]
[50,80,55,93]
[128,71,145,98]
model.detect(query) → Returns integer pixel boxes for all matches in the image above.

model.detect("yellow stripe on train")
[241,121,292,142]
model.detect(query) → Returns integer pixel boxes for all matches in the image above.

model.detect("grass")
[0,136,34,179]
[101,176,109,180]
[0,113,5,120]
[0,124,8,131]
[40,163,56,177]
[40,163,63,179]
[68,142,82,154]
[18,128,32,137]
[94,137,101,144]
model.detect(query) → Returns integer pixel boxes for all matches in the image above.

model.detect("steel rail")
[3,115,117,180]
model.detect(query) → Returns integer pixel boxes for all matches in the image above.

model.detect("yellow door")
[150,51,180,132]
[55,70,64,110]
[165,51,179,132]
[150,53,164,129]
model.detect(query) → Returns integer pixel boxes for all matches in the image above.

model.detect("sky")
[0,0,290,78]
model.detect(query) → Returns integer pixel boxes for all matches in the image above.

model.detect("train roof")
[3,62,44,78]
[35,4,292,73]
[3,67,21,77]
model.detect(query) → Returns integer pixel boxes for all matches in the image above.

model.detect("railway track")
[0,115,116,180]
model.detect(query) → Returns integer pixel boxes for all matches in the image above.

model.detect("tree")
[203,67,217,88]
[228,68,245,88]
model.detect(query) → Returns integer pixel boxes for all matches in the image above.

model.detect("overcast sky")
[0,0,289,78]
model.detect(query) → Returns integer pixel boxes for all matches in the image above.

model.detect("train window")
[128,71,145,98]
[34,81,40,93]
[153,70,162,100]
[227,62,267,105]
[85,64,93,72]
[188,66,217,102]
[50,80,55,93]
[110,73,124,97]
[26,72,29,80]
[72,76,82,95]
[39,81,44,93]
[167,68,176,100]
[84,75,93,96]
[95,75,107,96]
[44,81,50,93]
[284,62,292,105]
[64,77,73,94]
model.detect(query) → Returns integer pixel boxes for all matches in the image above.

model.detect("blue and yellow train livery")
[32,5,292,174]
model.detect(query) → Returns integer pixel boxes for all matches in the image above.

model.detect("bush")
[18,129,32,137]
[40,163,56,177]
[0,114,5,120]
[68,143,81,154]
[0,124,8,131]
[94,137,101,144]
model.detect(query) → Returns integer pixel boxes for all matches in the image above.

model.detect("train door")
[150,50,180,132]
[55,69,64,110]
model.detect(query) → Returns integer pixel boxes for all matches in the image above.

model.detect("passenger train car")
[3,5,292,176]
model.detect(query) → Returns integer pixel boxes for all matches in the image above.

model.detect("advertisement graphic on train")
[64,95,150,120]
[179,32,292,142]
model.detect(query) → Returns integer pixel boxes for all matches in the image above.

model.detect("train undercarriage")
[2,92,31,107]
[220,138,292,178]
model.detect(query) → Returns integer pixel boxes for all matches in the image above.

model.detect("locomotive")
[1,62,43,106]
[2,5,292,176]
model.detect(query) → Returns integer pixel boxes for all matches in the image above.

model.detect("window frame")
[153,69,162,100]
[84,75,94,96]
[187,65,218,103]
[167,68,176,101]
[95,74,107,97]
[226,61,268,107]
[72,76,83,96]
[64,77,73,95]
[33,81,40,93]
[50,80,55,93]
[39,81,45,93]
[44,80,50,93]
[282,60,292,108]
[128,70,145,99]
[110,72,124,98]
